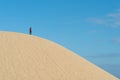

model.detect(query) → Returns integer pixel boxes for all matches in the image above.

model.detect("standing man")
[29,27,32,35]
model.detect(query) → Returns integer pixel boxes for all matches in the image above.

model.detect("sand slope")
[0,32,118,80]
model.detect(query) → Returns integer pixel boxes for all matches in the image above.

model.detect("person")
[29,27,32,35]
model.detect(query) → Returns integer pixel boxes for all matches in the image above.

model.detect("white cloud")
[87,18,104,24]
[108,13,120,18]
[113,38,120,43]
[87,53,120,58]
[88,9,120,27]
[91,30,96,33]
[89,30,97,33]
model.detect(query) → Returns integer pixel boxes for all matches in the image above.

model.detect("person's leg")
[30,31,32,35]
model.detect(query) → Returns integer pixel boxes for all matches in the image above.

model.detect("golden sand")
[0,32,118,80]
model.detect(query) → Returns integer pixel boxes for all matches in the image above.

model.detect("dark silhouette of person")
[29,27,32,35]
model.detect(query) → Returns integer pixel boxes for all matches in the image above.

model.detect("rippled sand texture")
[0,32,118,80]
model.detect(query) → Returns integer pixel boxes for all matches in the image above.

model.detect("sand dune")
[0,31,119,80]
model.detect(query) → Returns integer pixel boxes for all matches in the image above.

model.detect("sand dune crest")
[0,32,118,80]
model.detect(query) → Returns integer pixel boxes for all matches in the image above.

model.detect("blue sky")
[0,0,120,78]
